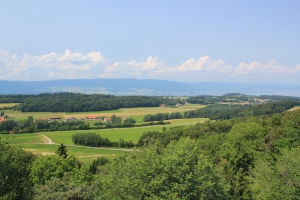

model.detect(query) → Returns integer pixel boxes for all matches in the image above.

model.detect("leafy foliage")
[184,100,298,120]
[0,143,36,200]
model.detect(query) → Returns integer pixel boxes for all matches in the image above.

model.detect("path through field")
[41,134,54,144]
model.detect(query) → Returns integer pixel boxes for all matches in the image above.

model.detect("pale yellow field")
[287,106,300,112]
[5,110,65,120]
[0,103,20,108]
[65,104,206,118]
[4,104,206,122]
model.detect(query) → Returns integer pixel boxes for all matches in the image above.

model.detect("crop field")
[4,110,65,120]
[0,103,20,109]
[4,104,205,122]
[65,104,206,122]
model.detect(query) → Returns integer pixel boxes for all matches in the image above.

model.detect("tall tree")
[55,143,68,159]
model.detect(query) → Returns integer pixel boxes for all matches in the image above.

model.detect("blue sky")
[0,0,299,83]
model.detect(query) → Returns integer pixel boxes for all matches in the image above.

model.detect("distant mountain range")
[1,78,300,96]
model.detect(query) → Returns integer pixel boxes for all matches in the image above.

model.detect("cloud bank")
[0,50,299,83]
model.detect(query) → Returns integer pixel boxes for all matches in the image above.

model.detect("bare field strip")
[0,103,20,108]
[5,110,65,120]
[65,104,206,119]
[5,104,205,121]
[287,106,300,112]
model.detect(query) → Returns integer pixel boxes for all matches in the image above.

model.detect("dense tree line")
[184,100,298,120]
[72,132,134,148]
[141,100,298,121]
[159,97,185,106]
[259,94,300,101]
[7,93,160,112]
[186,93,300,104]
[2,108,300,199]
[143,112,183,122]
[0,117,91,133]
[0,94,32,103]
[0,116,168,133]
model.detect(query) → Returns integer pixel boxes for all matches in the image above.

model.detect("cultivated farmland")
[3,116,208,164]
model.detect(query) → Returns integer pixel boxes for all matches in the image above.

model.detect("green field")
[2,117,208,164]
[0,133,46,144]
[9,143,129,165]
[2,105,208,164]
[42,118,208,144]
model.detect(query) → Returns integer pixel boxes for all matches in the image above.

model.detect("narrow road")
[41,134,55,144]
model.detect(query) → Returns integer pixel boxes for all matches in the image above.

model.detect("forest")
[183,100,298,119]
[2,105,300,199]
[0,93,185,112]
[186,93,300,104]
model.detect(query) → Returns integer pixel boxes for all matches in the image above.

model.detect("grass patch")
[0,133,46,144]
[11,143,128,165]
[42,117,209,144]
[4,117,208,164]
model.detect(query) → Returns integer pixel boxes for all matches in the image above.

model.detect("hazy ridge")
[1,78,300,96]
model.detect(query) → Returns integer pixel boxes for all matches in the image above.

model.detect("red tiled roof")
[0,117,6,122]
[38,117,47,121]
[86,116,98,119]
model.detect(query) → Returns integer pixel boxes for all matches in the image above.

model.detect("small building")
[104,118,112,122]
[0,117,6,123]
[38,117,48,121]
[161,104,166,107]
[176,103,183,107]
[48,117,62,122]
[86,116,98,120]
[66,117,76,121]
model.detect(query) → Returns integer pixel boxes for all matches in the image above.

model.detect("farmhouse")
[66,117,76,121]
[86,116,98,120]
[38,117,47,121]
[0,117,6,123]
[48,117,61,121]
[104,118,112,122]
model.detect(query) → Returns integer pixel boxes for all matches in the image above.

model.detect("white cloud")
[0,50,107,80]
[101,55,163,78]
[0,49,300,83]
[233,60,300,76]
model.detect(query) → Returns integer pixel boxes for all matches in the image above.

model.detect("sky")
[0,0,299,83]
